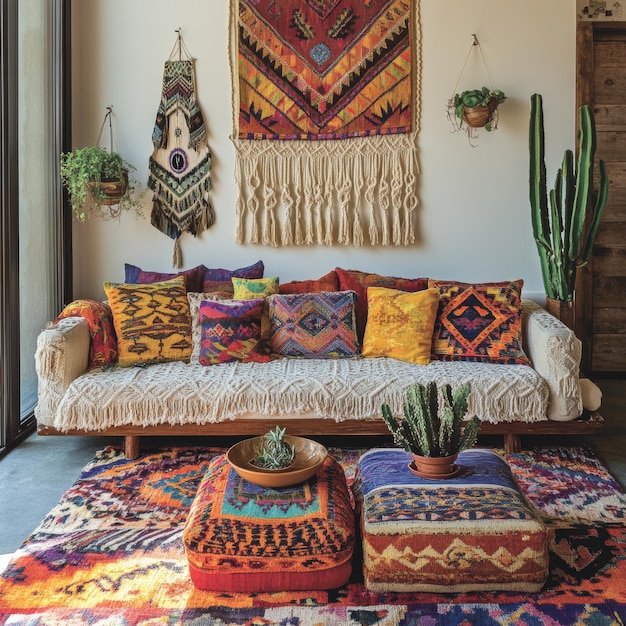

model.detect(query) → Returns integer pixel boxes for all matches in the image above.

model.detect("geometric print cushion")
[232,276,279,345]
[198,298,270,365]
[336,267,428,342]
[54,299,118,368]
[268,291,359,359]
[428,279,530,365]
[362,287,440,365]
[182,454,355,592]
[103,276,192,367]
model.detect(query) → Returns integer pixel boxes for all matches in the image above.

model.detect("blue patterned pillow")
[268,291,359,359]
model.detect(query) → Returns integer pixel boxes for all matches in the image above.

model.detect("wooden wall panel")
[593,246,626,276]
[592,335,626,370]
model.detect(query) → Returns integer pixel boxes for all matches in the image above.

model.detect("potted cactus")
[529,94,609,329]
[252,426,296,470]
[382,382,481,479]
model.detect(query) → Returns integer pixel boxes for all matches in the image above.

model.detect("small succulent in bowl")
[253,426,296,470]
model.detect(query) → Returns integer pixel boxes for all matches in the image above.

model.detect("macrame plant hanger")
[448,34,503,145]
[147,28,214,267]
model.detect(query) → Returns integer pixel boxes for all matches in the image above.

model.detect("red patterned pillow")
[198,298,270,365]
[55,299,117,368]
[268,291,359,359]
[336,268,428,341]
[279,270,339,294]
[428,279,530,365]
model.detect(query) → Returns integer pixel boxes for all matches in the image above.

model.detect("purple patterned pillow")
[198,298,271,365]
[202,260,265,296]
[124,263,204,292]
[268,291,359,359]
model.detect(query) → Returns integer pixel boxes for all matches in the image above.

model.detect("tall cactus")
[381,382,481,457]
[529,93,608,301]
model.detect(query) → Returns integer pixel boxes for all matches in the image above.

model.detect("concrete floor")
[0,378,624,555]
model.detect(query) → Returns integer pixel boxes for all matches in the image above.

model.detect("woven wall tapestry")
[230,0,419,247]
[148,36,214,267]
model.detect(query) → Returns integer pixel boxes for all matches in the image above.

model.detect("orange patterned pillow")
[362,287,440,365]
[428,279,530,365]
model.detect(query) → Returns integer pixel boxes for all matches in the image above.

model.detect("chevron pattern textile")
[0,447,625,624]
[148,59,214,266]
[268,291,359,358]
[429,279,531,365]
[230,0,420,246]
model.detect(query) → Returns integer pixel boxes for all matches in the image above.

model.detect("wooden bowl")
[227,436,328,488]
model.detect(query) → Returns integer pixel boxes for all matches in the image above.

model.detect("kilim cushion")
[104,277,192,367]
[362,287,440,365]
[268,290,359,359]
[279,270,339,294]
[198,298,270,365]
[428,279,530,365]
[54,299,118,368]
[124,263,205,292]
[354,448,549,593]
[232,276,279,345]
[336,268,428,341]
[201,260,265,297]
[187,291,227,363]
[183,454,355,592]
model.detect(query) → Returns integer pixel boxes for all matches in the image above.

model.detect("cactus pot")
[409,453,460,480]
[545,297,575,331]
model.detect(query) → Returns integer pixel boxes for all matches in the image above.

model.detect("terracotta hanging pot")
[86,170,129,206]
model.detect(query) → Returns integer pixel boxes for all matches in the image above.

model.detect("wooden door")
[577,21,626,375]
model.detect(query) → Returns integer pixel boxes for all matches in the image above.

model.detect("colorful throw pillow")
[279,270,339,294]
[124,263,205,292]
[54,299,118,368]
[202,260,265,296]
[362,287,440,365]
[104,277,192,367]
[336,268,428,341]
[198,298,270,365]
[428,279,530,365]
[232,276,279,300]
[187,291,227,363]
[268,291,359,359]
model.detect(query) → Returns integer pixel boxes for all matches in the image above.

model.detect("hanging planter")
[60,106,144,221]
[447,35,507,145]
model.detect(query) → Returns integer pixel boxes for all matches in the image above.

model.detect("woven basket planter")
[461,98,500,128]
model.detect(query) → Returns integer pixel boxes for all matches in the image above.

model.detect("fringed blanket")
[148,57,214,267]
[229,0,420,246]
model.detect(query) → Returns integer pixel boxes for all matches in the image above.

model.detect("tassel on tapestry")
[148,32,214,267]
[229,0,420,247]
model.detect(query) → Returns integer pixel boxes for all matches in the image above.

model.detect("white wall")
[70,0,575,302]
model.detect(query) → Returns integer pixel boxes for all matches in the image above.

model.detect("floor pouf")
[354,448,549,593]
[183,453,355,592]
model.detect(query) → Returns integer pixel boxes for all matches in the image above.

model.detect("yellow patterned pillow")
[362,287,440,365]
[104,276,192,367]
[232,277,279,344]
[232,276,279,300]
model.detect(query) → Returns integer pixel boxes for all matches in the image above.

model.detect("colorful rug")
[1,446,626,625]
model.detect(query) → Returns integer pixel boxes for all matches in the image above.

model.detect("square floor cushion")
[354,448,549,593]
[183,454,355,592]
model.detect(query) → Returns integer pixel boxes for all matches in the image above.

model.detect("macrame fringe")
[232,133,419,246]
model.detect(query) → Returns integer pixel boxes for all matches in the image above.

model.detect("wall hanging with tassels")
[148,30,214,267]
[229,0,421,247]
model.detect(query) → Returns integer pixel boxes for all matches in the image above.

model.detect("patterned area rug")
[1,446,625,625]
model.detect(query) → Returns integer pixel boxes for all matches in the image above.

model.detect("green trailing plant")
[382,382,481,458]
[529,93,608,302]
[449,87,507,132]
[60,146,144,222]
[253,426,296,470]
